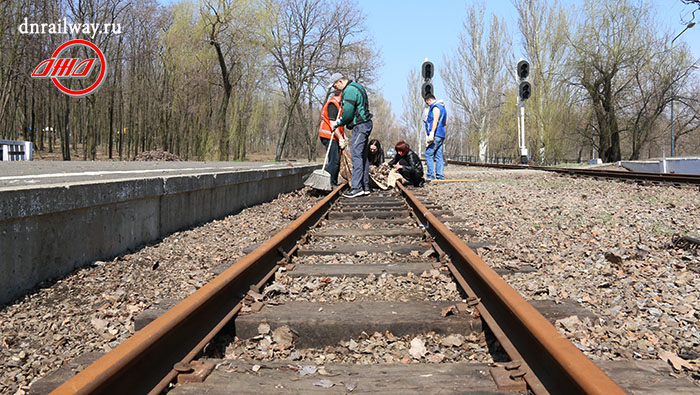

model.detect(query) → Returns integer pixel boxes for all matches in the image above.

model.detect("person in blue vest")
[424,94,446,181]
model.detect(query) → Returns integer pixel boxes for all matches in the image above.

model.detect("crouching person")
[387,141,424,187]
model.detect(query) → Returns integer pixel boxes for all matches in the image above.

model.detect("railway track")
[447,160,700,186]
[52,183,626,394]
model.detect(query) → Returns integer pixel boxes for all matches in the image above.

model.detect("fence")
[0,140,33,161]
[450,155,516,164]
[448,155,585,166]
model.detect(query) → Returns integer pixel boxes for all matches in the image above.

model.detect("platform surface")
[0,161,305,190]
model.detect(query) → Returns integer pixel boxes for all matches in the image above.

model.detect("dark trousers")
[320,137,340,187]
[350,120,373,189]
[398,158,423,187]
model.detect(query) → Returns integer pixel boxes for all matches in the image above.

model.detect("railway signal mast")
[517,60,531,165]
[421,59,434,99]
[420,59,435,154]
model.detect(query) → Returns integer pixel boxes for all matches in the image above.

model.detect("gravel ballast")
[0,188,321,394]
[427,166,700,384]
[4,166,700,393]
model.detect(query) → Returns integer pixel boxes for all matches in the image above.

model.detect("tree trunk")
[275,104,297,161]
[63,95,71,161]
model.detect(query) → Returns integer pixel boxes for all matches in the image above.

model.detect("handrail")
[1,139,33,161]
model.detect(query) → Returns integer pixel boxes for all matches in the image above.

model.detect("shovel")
[304,135,335,191]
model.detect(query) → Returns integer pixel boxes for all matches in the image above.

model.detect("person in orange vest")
[319,73,347,188]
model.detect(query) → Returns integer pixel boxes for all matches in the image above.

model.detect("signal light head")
[519,81,531,100]
[421,82,434,99]
[422,61,434,80]
[517,60,530,80]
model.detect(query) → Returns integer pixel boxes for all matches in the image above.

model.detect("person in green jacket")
[330,72,373,198]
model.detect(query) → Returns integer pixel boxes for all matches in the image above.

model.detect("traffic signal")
[519,81,531,101]
[517,60,530,80]
[421,81,434,99]
[421,61,434,80]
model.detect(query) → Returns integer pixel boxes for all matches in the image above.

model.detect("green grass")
[651,221,673,236]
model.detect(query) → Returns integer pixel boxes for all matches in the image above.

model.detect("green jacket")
[337,81,372,128]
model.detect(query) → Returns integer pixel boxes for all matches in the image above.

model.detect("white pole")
[519,102,528,164]
[516,95,521,148]
[24,141,33,160]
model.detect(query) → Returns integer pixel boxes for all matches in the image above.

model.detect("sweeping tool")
[304,136,336,191]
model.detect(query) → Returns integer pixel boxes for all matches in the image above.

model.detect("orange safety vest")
[319,95,344,141]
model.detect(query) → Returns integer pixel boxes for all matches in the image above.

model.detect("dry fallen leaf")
[342,381,357,392]
[313,379,334,388]
[440,305,457,318]
[409,338,427,359]
[257,322,270,335]
[299,365,318,376]
[659,351,696,372]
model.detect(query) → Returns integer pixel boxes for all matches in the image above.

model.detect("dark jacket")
[337,81,372,129]
[388,150,424,186]
[369,149,384,166]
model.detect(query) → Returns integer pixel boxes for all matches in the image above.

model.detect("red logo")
[31,39,106,97]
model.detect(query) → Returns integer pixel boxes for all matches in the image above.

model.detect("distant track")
[448,160,700,185]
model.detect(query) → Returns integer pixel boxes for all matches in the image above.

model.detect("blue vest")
[425,102,446,138]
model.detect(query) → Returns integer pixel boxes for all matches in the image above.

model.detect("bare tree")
[400,69,424,152]
[568,0,651,163]
[621,31,695,160]
[264,0,336,161]
[370,94,399,146]
[0,0,379,162]
[304,1,378,161]
[513,0,573,163]
[443,3,510,160]
[200,0,256,160]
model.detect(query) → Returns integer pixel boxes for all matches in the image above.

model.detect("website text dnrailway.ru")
[18,18,122,40]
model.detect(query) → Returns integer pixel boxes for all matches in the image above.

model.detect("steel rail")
[52,184,344,395]
[397,182,625,394]
[448,160,700,185]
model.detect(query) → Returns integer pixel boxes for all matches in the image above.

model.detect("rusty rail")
[54,180,625,394]
[397,182,625,394]
[448,160,700,185]
[51,185,344,395]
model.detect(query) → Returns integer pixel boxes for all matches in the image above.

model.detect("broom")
[304,135,335,191]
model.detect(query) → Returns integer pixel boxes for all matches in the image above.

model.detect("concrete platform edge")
[0,165,316,305]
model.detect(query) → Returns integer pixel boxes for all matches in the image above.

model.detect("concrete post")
[24,141,33,160]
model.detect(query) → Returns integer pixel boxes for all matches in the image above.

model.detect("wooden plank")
[297,244,430,256]
[311,228,424,237]
[287,262,434,278]
[297,242,489,256]
[329,211,411,220]
[323,218,415,226]
[169,362,507,395]
[329,210,453,220]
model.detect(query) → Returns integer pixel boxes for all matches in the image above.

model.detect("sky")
[156,0,700,119]
[356,0,700,119]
